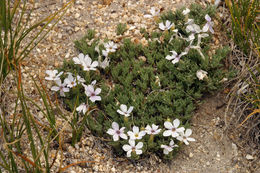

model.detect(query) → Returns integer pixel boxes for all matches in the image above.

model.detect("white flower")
[107,122,127,141]
[83,83,101,102]
[182,8,190,15]
[51,79,70,97]
[196,70,208,80]
[159,20,174,31]
[76,103,88,114]
[177,129,195,145]
[163,119,185,138]
[127,126,146,140]
[145,124,161,135]
[165,51,187,64]
[104,41,117,53]
[144,7,160,18]
[161,140,178,155]
[64,73,77,88]
[45,70,63,81]
[186,23,201,34]
[73,53,98,71]
[76,75,85,84]
[117,104,134,117]
[122,140,143,157]
[202,14,214,33]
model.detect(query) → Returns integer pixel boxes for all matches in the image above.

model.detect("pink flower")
[83,83,101,103]
[107,122,127,141]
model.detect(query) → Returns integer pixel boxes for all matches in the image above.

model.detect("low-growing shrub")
[46,4,232,160]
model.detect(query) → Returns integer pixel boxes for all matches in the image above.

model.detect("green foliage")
[226,0,259,55]
[59,5,230,160]
[116,23,127,35]
[0,70,57,172]
[0,0,74,96]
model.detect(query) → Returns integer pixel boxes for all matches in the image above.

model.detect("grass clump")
[50,4,232,160]
[116,23,127,35]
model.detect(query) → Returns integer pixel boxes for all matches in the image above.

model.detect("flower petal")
[185,129,192,136]
[51,86,60,92]
[117,110,125,115]
[129,139,135,147]
[136,142,143,149]
[122,144,131,152]
[113,134,119,141]
[166,55,174,60]
[127,106,134,114]
[133,126,139,133]
[164,121,173,129]
[163,130,172,137]
[177,127,185,133]
[112,122,119,130]
[120,133,128,140]
[127,150,132,157]
[135,149,142,155]
[95,88,101,95]
[120,104,127,112]
[202,24,209,32]
[173,119,180,128]
[205,14,211,21]
[107,129,115,135]
[172,58,179,64]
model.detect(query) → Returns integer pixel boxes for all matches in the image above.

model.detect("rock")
[231,143,238,156]
[246,154,254,160]
[189,152,194,158]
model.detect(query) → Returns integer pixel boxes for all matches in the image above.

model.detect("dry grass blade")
[238,109,260,127]
[58,160,97,172]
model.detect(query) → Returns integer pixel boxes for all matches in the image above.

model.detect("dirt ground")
[1,0,259,172]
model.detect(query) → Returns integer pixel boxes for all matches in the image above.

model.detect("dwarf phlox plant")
[45,4,231,160]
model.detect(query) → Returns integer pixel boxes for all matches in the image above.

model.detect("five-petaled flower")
[117,104,134,117]
[127,126,146,140]
[159,20,174,31]
[45,70,63,81]
[107,122,128,141]
[166,51,187,64]
[163,119,185,137]
[76,103,88,114]
[177,129,195,145]
[83,83,101,102]
[104,41,117,54]
[51,79,70,97]
[202,14,214,33]
[122,140,143,157]
[64,73,77,88]
[145,124,161,135]
[161,140,178,155]
[73,53,98,71]
[196,69,208,80]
